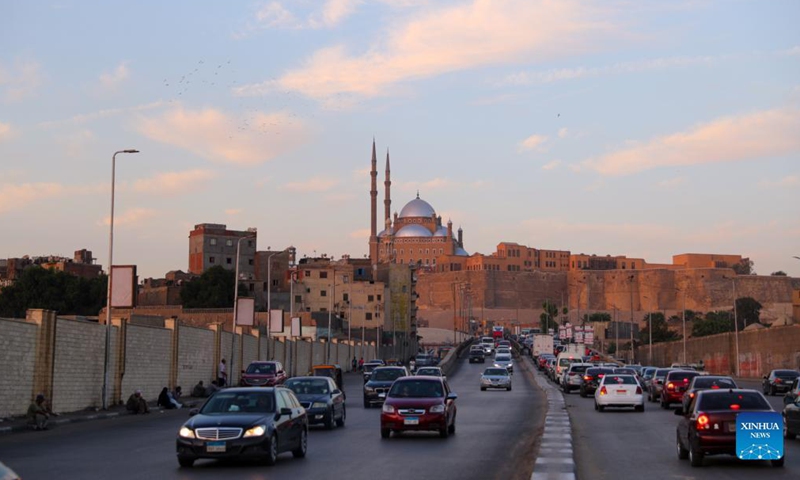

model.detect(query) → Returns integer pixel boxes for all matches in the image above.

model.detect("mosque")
[368,140,469,270]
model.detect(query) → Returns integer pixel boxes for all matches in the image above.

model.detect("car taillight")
[569,372,577,376]
[667,382,675,390]
[696,413,710,430]
[599,386,608,396]
[776,378,782,384]
[598,374,605,378]
[584,376,592,381]
[730,404,740,410]
[635,386,642,395]
[689,392,695,398]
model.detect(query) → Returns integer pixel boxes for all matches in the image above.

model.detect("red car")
[380,376,457,439]
[661,370,700,409]
[240,361,287,387]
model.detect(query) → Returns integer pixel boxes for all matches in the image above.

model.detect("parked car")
[661,370,701,409]
[562,363,592,394]
[176,387,308,467]
[480,367,512,391]
[594,374,645,412]
[648,368,672,403]
[783,388,800,440]
[380,376,457,438]
[676,389,780,467]
[469,346,486,364]
[240,361,288,387]
[284,376,345,430]
[762,369,800,396]
[580,367,615,397]
[364,366,409,408]
[681,375,738,412]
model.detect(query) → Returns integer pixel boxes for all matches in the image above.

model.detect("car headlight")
[382,404,395,413]
[179,427,195,439]
[494,363,502,368]
[429,404,445,413]
[311,402,328,409]
[244,425,266,438]
[365,386,375,393]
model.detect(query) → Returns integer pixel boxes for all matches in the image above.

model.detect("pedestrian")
[358,357,364,372]
[27,393,56,430]
[126,390,150,414]
[351,356,357,372]
[191,380,205,397]
[218,358,228,387]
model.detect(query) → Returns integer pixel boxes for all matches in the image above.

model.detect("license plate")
[206,441,226,453]
[378,393,386,398]
[616,390,626,395]
[404,417,419,425]
[725,422,735,432]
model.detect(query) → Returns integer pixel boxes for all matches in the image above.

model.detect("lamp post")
[232,233,256,386]
[266,246,294,337]
[102,149,138,411]
[675,286,687,365]
[730,277,740,377]
[629,275,635,364]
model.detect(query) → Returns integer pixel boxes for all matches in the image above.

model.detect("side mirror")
[241,370,246,374]
[189,408,199,417]
[277,407,292,417]
[446,392,458,401]
[784,395,793,405]
[763,375,768,379]
[674,407,684,416]
[332,389,342,395]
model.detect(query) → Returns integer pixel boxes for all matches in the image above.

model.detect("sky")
[1,0,799,279]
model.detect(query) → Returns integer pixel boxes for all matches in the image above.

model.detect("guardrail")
[439,338,475,376]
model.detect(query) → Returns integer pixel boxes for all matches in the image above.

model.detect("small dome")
[399,197,436,218]
[454,247,469,256]
[394,224,433,238]
[378,228,390,237]
[433,226,449,237]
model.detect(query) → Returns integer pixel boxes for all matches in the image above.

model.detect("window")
[368,295,374,302]
[247,240,253,247]
[272,279,278,287]
[209,256,216,264]
[226,257,232,265]
[343,293,349,302]
[426,249,429,255]
[248,259,254,265]
[210,238,217,246]
[321,290,327,297]
[305,271,311,277]
[249,283,254,292]
[402,285,407,293]
[226,239,233,247]
[439,249,443,254]
[400,249,404,255]
[366,313,373,320]
[377,294,381,301]
[295,295,301,303]
[321,307,327,312]
[320,271,328,279]
[343,275,349,284]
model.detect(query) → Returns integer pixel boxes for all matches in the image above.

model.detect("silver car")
[481,367,512,391]
[494,353,514,373]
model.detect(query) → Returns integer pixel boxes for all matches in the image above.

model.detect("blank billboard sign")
[270,309,284,333]
[110,265,137,308]
[236,297,255,326]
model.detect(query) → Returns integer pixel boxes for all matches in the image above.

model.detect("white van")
[555,352,582,386]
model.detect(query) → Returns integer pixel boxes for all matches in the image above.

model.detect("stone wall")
[0,318,38,417]
[120,324,172,402]
[176,325,215,390]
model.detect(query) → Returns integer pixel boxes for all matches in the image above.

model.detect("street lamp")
[724,275,741,377]
[231,232,256,385]
[266,246,294,337]
[102,149,139,411]
[675,286,687,365]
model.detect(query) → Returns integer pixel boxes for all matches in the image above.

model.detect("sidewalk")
[0,396,205,436]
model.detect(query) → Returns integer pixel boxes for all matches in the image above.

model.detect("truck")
[492,325,504,341]
[532,334,554,358]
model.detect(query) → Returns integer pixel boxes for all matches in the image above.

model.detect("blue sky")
[1,0,799,279]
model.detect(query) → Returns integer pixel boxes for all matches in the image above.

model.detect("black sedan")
[285,376,345,429]
[176,387,308,467]
[763,369,800,396]
[364,366,408,408]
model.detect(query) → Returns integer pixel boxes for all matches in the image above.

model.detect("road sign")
[584,325,594,344]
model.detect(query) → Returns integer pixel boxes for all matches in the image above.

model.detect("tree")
[638,312,681,343]
[607,342,616,355]
[0,266,107,318]
[771,271,787,276]
[735,297,762,329]
[180,266,250,309]
[692,311,734,337]
[731,259,755,275]
[540,300,559,333]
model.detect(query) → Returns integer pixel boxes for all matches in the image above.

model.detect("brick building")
[188,223,257,277]
[0,249,102,283]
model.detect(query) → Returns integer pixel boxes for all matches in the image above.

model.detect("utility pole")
[629,275,635,364]
[732,279,740,377]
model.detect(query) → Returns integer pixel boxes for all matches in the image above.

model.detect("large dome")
[399,197,436,218]
[394,224,433,238]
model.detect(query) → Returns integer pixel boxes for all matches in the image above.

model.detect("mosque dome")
[394,224,433,238]
[454,247,469,256]
[433,226,450,237]
[399,196,436,218]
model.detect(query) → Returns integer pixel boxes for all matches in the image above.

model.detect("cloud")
[558,128,568,139]
[0,182,67,214]
[0,58,43,102]
[237,0,619,100]
[309,0,361,28]
[326,192,357,202]
[541,160,561,171]
[0,122,13,141]
[394,178,490,193]
[781,46,800,56]
[349,228,371,239]
[99,62,130,89]
[582,108,800,176]
[758,175,800,189]
[56,129,96,158]
[254,2,299,28]
[518,134,548,152]
[254,177,272,188]
[656,176,686,189]
[281,177,338,192]
[38,101,165,128]
[131,169,215,195]
[136,106,307,165]
[99,208,157,227]
[225,208,242,215]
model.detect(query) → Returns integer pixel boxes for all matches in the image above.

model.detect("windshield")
[495,355,511,362]
[603,375,637,385]
[417,368,440,376]
[388,380,444,398]
[245,363,276,374]
[285,378,331,395]
[200,391,275,414]
[484,368,509,376]
[372,368,405,381]
[693,377,736,389]
[698,392,771,411]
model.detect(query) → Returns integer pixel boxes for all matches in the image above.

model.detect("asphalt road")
[0,355,545,480]
[563,373,800,480]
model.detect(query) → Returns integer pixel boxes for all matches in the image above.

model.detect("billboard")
[269,309,284,333]
[235,297,255,326]
[110,265,137,308]
[291,317,302,337]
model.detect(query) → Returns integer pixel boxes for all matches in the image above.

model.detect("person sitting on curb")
[205,380,219,397]
[157,387,182,409]
[173,386,183,401]
[27,393,57,430]
[191,380,206,398]
[126,390,150,414]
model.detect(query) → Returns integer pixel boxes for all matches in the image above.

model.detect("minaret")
[369,139,378,268]
[384,149,391,223]
[458,226,463,248]
[447,219,453,252]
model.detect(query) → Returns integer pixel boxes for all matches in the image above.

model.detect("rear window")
[372,369,405,381]
[559,358,579,367]
[698,392,771,411]
[603,375,637,385]
[587,368,614,376]
[693,377,737,389]
[655,369,671,378]
[417,368,440,376]
[614,368,636,375]
[668,372,699,383]
[776,370,799,378]
[570,365,589,373]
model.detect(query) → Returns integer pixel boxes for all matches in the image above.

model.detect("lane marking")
[531,362,578,480]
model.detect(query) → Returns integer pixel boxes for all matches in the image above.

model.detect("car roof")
[395,375,442,383]
[213,386,281,393]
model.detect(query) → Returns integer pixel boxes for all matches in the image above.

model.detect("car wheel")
[292,429,307,458]
[448,421,456,434]
[265,434,278,466]
[481,387,486,391]
[381,428,390,439]
[580,389,586,398]
[783,419,795,440]
[635,404,644,412]
[661,400,668,409]
[770,386,776,396]
[336,406,346,427]
[689,447,704,467]
[676,434,689,460]
[772,456,785,468]
[507,385,512,391]
[363,398,370,408]
[594,401,599,411]
[439,425,450,438]
[178,456,195,468]
[598,405,605,412]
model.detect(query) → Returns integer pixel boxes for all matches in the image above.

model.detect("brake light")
[683,378,690,383]
[776,378,782,384]
[584,376,592,381]
[598,374,605,378]
[696,413,710,430]
[730,404,740,410]
[711,385,719,389]
[635,386,642,395]
[667,382,675,390]
[599,386,607,396]
[569,372,577,376]
[689,393,695,399]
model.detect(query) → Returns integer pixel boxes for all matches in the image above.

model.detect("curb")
[530,364,577,480]
[0,411,126,436]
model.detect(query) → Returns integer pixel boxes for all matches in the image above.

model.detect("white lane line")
[531,364,578,480]
[531,473,576,480]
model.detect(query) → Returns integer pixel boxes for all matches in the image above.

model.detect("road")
[0,355,545,480]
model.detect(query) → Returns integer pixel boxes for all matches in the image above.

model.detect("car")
[784,378,800,405]
[240,361,288,387]
[648,368,672,402]
[537,353,555,371]
[495,347,512,357]
[555,353,582,386]
[0,461,20,480]
[783,388,800,440]
[614,367,646,388]
[545,358,557,381]
[493,353,514,373]
[641,367,656,387]
[762,369,800,396]
[369,359,386,365]
[415,353,437,369]
[469,346,486,363]
[362,362,384,382]
[480,337,495,355]
[562,363,593,393]
[364,366,409,408]
[311,364,345,397]
[175,387,308,467]
[284,376,345,430]
[416,366,446,381]
[580,367,615,397]
[594,374,644,412]
[661,370,701,409]
[681,375,738,412]
[380,376,457,438]
[676,389,780,467]
[480,367,512,391]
